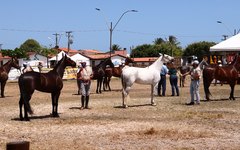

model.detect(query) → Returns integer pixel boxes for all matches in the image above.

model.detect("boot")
[80,96,85,109]
[85,96,89,109]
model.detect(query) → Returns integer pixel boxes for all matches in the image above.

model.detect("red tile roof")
[79,49,104,55]
[57,47,79,56]
[132,57,158,62]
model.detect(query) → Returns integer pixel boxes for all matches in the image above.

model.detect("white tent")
[210,33,240,52]
[49,51,69,61]
[70,53,90,66]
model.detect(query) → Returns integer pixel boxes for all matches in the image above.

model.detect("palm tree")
[153,38,165,45]
[112,44,122,52]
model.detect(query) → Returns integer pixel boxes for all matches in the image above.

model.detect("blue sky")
[0,0,239,53]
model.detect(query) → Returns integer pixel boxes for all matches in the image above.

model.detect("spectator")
[158,63,168,96]
[168,63,179,96]
[182,60,201,105]
[78,62,93,109]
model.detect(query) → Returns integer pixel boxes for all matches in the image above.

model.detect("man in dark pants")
[158,63,168,96]
[76,65,82,95]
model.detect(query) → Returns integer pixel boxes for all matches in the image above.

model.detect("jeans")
[81,81,91,96]
[158,75,166,96]
[170,75,179,96]
[190,80,200,103]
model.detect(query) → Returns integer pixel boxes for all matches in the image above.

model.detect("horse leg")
[19,94,24,121]
[229,84,235,100]
[99,78,103,93]
[122,86,131,108]
[51,92,61,117]
[1,81,6,97]
[107,76,111,91]
[179,76,182,87]
[182,77,185,87]
[151,85,156,106]
[22,93,33,121]
[103,77,106,91]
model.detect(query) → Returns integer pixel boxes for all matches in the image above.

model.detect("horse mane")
[52,55,65,71]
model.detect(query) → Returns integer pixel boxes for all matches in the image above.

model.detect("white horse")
[121,54,174,108]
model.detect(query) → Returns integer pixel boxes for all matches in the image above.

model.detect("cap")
[192,60,199,65]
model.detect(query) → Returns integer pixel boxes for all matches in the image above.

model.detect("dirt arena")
[0,77,240,150]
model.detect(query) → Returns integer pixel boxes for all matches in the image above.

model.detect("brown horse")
[178,66,190,87]
[91,58,114,93]
[103,66,123,91]
[18,54,76,121]
[203,54,240,101]
[0,58,20,97]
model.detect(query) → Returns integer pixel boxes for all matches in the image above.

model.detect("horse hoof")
[53,114,60,118]
[151,103,157,106]
[24,118,30,121]
[123,105,128,108]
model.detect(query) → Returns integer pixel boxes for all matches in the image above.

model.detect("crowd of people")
[157,60,202,106]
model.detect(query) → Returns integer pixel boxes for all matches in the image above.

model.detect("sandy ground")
[0,76,240,150]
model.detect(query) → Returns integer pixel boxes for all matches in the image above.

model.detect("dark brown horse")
[92,58,114,93]
[0,58,20,97]
[178,66,190,87]
[18,54,76,121]
[203,54,240,101]
[103,66,123,91]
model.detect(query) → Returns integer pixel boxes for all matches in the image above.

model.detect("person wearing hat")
[22,62,33,73]
[181,60,201,105]
[76,64,82,95]
[78,62,93,109]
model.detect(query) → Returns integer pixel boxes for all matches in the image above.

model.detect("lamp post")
[96,8,138,57]
[217,21,240,37]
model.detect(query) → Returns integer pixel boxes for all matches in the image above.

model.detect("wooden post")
[6,141,29,150]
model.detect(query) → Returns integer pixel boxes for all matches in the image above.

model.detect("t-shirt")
[161,65,168,76]
[190,67,201,80]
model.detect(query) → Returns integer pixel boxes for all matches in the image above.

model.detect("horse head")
[105,58,114,68]
[64,55,76,67]
[11,57,21,69]
[160,54,174,64]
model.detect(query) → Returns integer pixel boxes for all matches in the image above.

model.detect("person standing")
[37,62,43,73]
[78,62,93,109]
[158,63,168,96]
[168,63,179,96]
[182,60,201,105]
[76,65,82,95]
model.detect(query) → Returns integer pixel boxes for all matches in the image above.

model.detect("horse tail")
[203,69,212,100]
[19,77,34,115]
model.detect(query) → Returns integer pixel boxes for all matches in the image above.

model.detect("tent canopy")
[210,33,240,52]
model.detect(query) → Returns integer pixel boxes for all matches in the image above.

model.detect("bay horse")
[103,66,123,91]
[0,58,20,97]
[92,58,114,93]
[178,66,190,87]
[18,54,76,121]
[121,54,174,108]
[203,54,240,101]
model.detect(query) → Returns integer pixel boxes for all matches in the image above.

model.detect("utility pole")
[53,33,60,48]
[66,31,73,54]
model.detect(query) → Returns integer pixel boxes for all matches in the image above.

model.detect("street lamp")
[217,21,235,36]
[96,8,138,57]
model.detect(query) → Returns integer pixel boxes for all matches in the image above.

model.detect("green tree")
[112,44,121,51]
[1,48,27,58]
[153,38,165,45]
[131,36,183,57]
[20,39,41,52]
[183,41,216,61]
